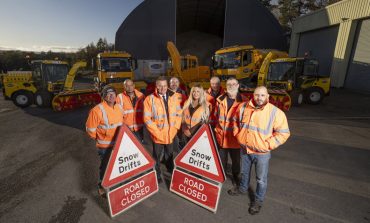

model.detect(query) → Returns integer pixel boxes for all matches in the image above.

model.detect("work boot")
[157,177,163,184]
[227,186,247,196]
[248,201,262,215]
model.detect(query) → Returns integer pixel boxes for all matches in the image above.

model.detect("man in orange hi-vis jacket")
[116,79,145,141]
[86,85,123,197]
[143,76,182,183]
[229,86,290,215]
[206,76,224,127]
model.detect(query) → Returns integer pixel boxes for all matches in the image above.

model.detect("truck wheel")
[12,91,33,108]
[35,91,52,107]
[305,88,324,105]
[290,90,304,106]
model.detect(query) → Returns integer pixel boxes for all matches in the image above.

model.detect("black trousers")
[219,148,241,186]
[152,142,175,179]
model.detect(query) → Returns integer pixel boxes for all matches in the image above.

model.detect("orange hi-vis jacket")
[206,87,225,126]
[214,93,246,148]
[86,100,124,149]
[116,89,144,132]
[175,88,188,107]
[143,90,182,144]
[234,100,290,154]
[182,103,211,134]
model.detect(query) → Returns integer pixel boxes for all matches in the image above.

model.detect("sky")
[0,0,144,52]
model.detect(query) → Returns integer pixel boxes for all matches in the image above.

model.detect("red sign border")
[174,124,226,183]
[170,168,222,213]
[102,124,155,188]
[107,169,159,217]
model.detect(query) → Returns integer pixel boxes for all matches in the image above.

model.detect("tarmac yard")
[0,89,369,223]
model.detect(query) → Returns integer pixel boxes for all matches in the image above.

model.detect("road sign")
[174,124,225,183]
[170,169,221,213]
[108,170,158,217]
[102,124,155,188]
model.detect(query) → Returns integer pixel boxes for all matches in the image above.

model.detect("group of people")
[86,75,290,215]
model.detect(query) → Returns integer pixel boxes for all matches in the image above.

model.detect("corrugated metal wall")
[345,18,370,92]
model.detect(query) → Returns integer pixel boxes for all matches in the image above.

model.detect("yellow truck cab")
[212,45,271,82]
[96,51,146,93]
[265,57,330,105]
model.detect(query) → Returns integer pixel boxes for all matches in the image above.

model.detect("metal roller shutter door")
[345,19,370,93]
[297,25,339,77]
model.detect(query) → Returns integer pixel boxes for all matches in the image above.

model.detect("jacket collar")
[217,92,243,103]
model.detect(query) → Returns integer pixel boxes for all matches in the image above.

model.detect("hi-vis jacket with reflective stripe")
[143,90,182,144]
[116,89,144,132]
[86,101,123,149]
[234,100,290,154]
[182,103,211,135]
[214,93,247,148]
[206,87,225,126]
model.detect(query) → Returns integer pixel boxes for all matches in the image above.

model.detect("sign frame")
[170,168,222,213]
[107,169,159,217]
[102,124,155,189]
[174,124,226,183]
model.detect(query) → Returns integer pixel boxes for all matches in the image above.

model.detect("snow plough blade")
[240,87,291,112]
[52,89,101,111]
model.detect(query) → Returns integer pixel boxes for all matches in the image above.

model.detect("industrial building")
[115,0,287,78]
[289,0,370,93]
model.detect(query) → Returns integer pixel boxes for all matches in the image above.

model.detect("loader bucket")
[52,89,101,111]
[240,88,291,112]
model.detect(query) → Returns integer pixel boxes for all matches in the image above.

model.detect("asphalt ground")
[0,88,369,223]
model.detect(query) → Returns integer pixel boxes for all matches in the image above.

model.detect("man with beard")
[229,86,290,215]
[214,77,246,190]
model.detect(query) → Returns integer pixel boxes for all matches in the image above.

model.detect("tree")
[260,0,272,10]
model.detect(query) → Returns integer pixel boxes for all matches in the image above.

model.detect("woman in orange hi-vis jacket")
[214,77,247,191]
[143,76,182,183]
[116,79,145,141]
[182,84,210,144]
[229,86,290,215]
[86,85,123,197]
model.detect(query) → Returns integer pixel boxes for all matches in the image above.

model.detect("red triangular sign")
[102,125,155,188]
[174,124,226,183]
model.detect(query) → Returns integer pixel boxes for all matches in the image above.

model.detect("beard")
[253,98,268,108]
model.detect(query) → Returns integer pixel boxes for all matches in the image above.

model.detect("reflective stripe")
[221,126,236,132]
[274,128,290,133]
[239,103,247,122]
[157,122,176,128]
[98,104,109,127]
[219,116,237,122]
[128,124,144,129]
[240,106,278,135]
[145,120,153,125]
[123,109,134,114]
[144,112,152,117]
[153,114,167,120]
[98,104,122,129]
[275,137,281,146]
[86,127,96,132]
[98,123,122,129]
[97,139,115,145]
[118,94,123,106]
[176,105,182,110]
